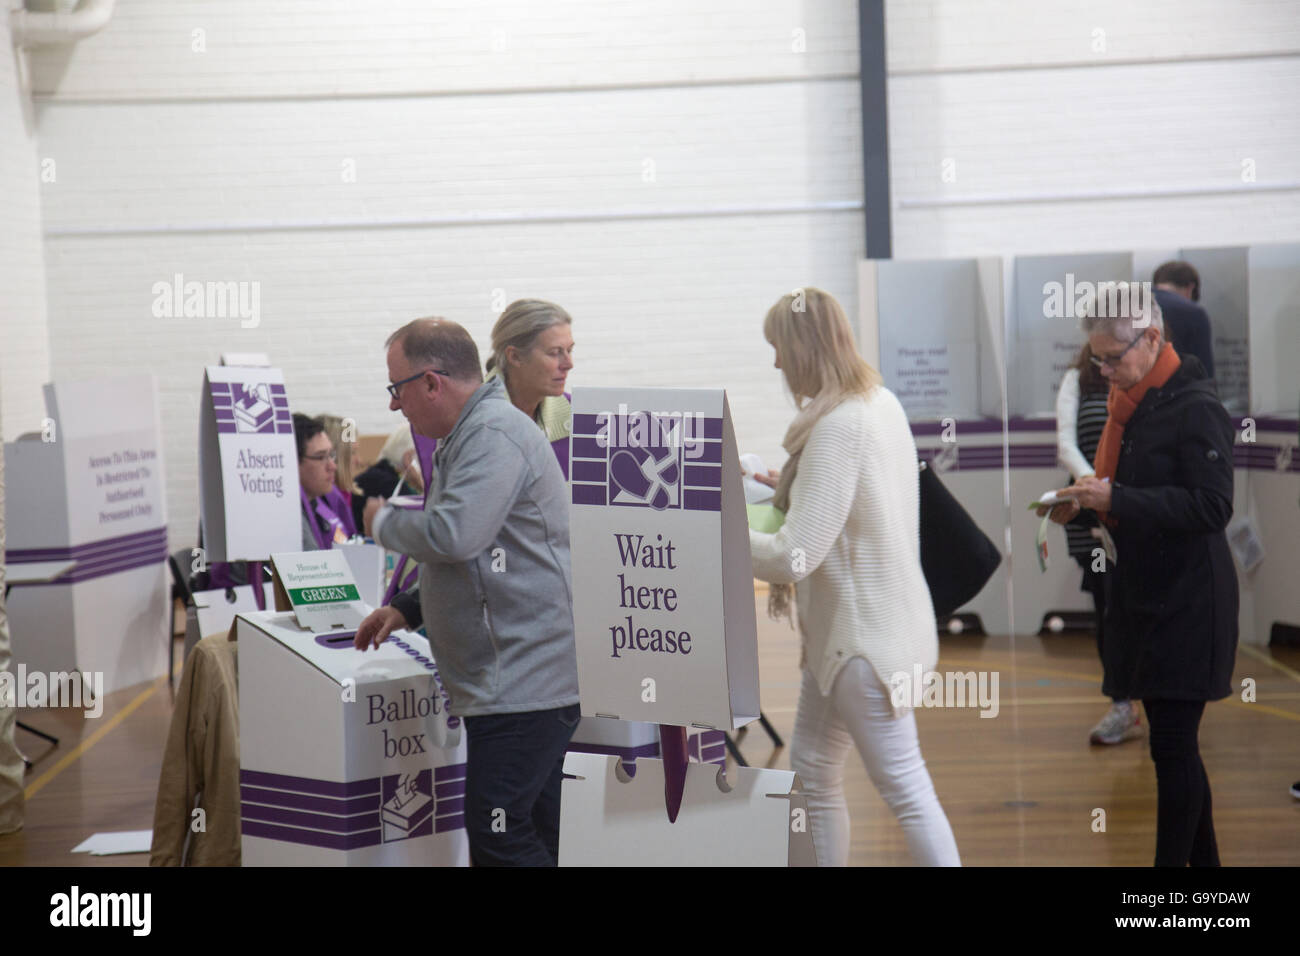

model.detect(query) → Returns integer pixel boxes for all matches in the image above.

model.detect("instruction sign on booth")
[569,387,760,731]
[199,365,300,562]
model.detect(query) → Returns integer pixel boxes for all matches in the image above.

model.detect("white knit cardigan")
[750,388,938,707]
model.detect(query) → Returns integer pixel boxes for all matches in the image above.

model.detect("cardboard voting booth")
[238,602,468,866]
[560,753,816,866]
[4,377,169,693]
[862,257,1002,421]
[199,365,300,562]
[562,387,808,865]
[569,387,759,730]
[567,716,728,769]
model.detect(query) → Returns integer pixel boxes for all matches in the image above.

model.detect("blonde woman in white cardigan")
[749,288,960,867]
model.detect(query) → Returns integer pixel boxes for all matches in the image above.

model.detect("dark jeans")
[1143,698,1219,867]
[462,703,580,866]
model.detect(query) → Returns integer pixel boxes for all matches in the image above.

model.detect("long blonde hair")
[765,288,881,619]
[317,413,359,495]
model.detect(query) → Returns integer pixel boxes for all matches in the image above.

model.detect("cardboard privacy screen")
[559,753,816,866]
[199,365,301,561]
[569,387,759,731]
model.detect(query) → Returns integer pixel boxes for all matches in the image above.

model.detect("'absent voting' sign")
[569,388,759,730]
[199,365,300,561]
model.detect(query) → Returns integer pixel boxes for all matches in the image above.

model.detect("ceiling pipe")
[11,0,116,48]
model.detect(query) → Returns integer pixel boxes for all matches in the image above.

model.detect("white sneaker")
[1089,701,1142,745]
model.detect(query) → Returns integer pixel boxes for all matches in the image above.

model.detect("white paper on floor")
[71,830,153,855]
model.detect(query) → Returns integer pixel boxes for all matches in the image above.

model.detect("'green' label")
[289,584,360,605]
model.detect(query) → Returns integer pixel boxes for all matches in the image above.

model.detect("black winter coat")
[1101,356,1238,702]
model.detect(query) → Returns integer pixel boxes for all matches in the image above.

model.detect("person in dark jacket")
[1045,285,1237,866]
[1153,261,1215,379]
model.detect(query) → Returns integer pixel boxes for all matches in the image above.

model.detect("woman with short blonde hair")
[750,287,960,867]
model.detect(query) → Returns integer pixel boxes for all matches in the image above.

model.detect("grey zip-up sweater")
[375,377,580,716]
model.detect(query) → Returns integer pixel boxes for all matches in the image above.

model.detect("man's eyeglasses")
[303,450,337,464]
[387,368,450,400]
[1089,333,1146,370]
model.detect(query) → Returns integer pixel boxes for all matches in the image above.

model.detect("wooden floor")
[3,594,1299,866]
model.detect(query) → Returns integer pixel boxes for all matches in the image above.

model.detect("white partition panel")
[1010,252,1133,418]
[1182,246,1250,415]
[1248,243,1300,417]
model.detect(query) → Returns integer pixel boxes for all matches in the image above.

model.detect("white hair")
[1080,281,1163,342]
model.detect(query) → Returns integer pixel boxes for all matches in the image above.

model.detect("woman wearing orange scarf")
[1045,287,1237,867]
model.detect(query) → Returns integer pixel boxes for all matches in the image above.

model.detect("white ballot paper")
[72,831,153,856]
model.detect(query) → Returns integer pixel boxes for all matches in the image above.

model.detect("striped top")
[749,388,937,708]
[1056,368,1109,560]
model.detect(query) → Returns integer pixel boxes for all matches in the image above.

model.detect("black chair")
[167,548,199,687]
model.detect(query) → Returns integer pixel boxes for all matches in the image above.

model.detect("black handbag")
[917,460,1002,618]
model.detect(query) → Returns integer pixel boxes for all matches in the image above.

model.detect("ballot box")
[237,610,468,866]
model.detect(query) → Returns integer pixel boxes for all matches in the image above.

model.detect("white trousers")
[791,656,960,867]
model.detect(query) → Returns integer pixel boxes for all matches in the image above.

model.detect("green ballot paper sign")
[270,550,367,632]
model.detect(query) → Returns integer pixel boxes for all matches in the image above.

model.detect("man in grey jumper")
[355,317,580,866]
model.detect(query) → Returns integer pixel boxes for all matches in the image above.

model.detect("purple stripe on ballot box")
[571,459,607,483]
[240,768,381,798]
[571,413,603,435]
[684,464,721,488]
[435,796,464,817]
[572,483,607,506]
[240,785,377,816]
[241,802,380,834]
[209,382,232,394]
[434,778,466,800]
[435,815,465,834]
[434,763,466,782]
[217,423,237,434]
[702,417,723,439]
[241,819,382,851]
[269,384,287,395]
[683,489,721,512]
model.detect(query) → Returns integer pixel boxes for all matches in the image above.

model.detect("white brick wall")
[1,22,52,440]
[22,0,1299,551]
[30,0,858,99]
[887,0,1300,257]
[30,1,864,548]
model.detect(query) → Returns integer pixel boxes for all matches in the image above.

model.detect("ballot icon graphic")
[610,446,681,511]
[381,769,435,842]
[209,379,293,435]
